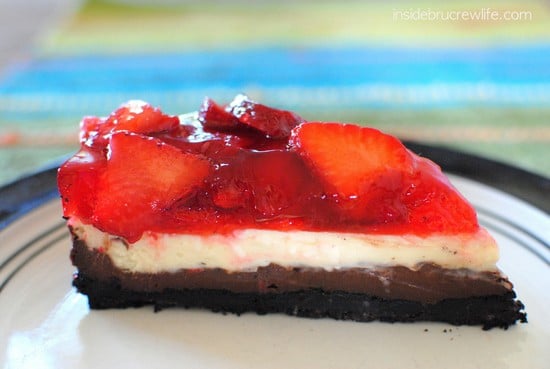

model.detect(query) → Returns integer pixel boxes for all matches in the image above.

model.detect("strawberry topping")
[93,132,210,242]
[80,100,180,149]
[107,100,179,134]
[58,146,106,220]
[58,96,479,242]
[289,123,414,197]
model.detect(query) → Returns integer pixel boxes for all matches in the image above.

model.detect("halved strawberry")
[92,132,211,242]
[227,94,305,138]
[107,100,180,134]
[198,97,240,130]
[290,123,414,198]
[290,123,478,230]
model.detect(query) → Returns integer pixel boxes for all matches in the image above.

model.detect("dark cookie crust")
[73,271,526,330]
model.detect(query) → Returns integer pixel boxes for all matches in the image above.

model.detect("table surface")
[1,0,549,187]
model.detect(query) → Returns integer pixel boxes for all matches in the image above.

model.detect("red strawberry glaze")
[58,96,479,242]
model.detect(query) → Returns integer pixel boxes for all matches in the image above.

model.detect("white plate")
[0,174,548,369]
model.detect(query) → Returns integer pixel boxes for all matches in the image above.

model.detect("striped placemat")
[1,0,549,184]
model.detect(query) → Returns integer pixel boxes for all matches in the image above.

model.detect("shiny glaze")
[58,97,478,242]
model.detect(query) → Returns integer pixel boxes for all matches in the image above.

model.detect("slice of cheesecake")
[58,95,526,329]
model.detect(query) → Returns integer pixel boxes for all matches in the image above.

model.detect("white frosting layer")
[69,218,499,273]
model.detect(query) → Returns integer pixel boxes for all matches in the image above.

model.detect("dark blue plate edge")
[0,157,66,230]
[0,143,548,232]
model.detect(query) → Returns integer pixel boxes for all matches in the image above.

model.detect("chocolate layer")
[73,272,527,330]
[71,238,513,304]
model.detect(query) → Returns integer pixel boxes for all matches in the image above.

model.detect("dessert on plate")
[58,95,527,329]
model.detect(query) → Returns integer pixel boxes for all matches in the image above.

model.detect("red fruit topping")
[403,158,478,233]
[289,122,477,231]
[58,146,106,220]
[290,123,414,197]
[60,96,480,239]
[226,94,305,138]
[210,150,321,220]
[246,151,314,219]
[79,101,179,149]
[198,97,240,130]
[79,116,106,145]
[107,100,179,134]
[212,180,252,210]
[92,132,211,242]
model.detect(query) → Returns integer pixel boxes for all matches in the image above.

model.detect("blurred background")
[0,0,549,186]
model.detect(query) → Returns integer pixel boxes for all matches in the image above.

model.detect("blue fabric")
[1,45,549,119]
[3,45,550,90]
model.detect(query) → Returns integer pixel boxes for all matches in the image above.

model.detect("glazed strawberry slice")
[79,115,114,149]
[227,94,305,138]
[290,123,414,197]
[107,100,179,134]
[79,116,107,145]
[93,132,211,242]
[58,146,107,221]
[289,122,416,222]
[290,122,478,231]
[80,101,179,149]
[198,97,240,130]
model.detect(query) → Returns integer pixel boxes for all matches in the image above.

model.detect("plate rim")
[0,142,548,232]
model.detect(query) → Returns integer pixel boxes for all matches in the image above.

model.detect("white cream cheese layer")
[69,218,499,273]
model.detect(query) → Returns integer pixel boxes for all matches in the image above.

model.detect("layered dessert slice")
[58,95,526,329]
